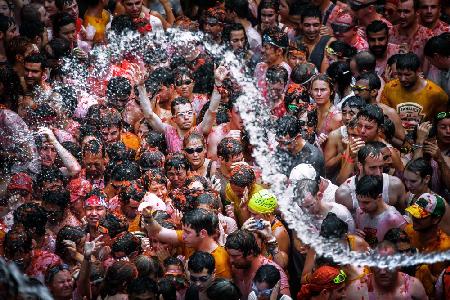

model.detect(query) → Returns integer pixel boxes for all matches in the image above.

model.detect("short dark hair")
[110,161,141,181]
[387,53,402,67]
[111,232,142,256]
[0,15,14,34]
[294,178,320,201]
[357,104,384,127]
[341,96,365,110]
[301,5,322,23]
[225,229,261,256]
[20,3,43,23]
[182,208,219,236]
[266,65,289,85]
[225,0,251,19]
[222,22,248,46]
[253,265,280,288]
[328,40,357,59]
[158,277,177,300]
[5,226,32,257]
[262,26,288,51]
[143,131,167,154]
[119,181,145,204]
[13,203,47,236]
[42,188,70,209]
[275,115,303,138]
[170,97,192,115]
[207,278,242,300]
[354,51,376,73]
[52,12,75,36]
[110,14,136,35]
[230,165,256,187]
[165,153,190,172]
[358,143,382,164]
[127,277,159,297]
[424,33,450,58]
[396,53,421,71]
[356,175,383,198]
[36,167,64,185]
[149,67,175,87]
[24,52,46,69]
[217,137,243,161]
[326,61,352,95]
[405,158,433,179]
[83,139,106,157]
[366,20,389,37]
[320,212,348,239]
[356,72,381,90]
[107,76,132,98]
[400,0,420,11]
[188,251,215,274]
[55,0,75,10]
[55,226,85,258]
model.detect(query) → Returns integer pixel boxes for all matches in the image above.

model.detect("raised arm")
[38,127,81,177]
[199,66,228,135]
[142,207,180,246]
[137,84,167,134]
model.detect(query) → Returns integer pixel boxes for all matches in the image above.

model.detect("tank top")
[346,173,390,213]
[309,35,331,70]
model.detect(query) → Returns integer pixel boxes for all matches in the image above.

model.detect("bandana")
[67,178,92,203]
[297,266,345,299]
[84,195,108,208]
[8,173,33,193]
[248,189,278,214]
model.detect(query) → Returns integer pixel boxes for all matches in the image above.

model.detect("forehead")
[24,62,42,70]
[437,118,450,126]
[358,116,377,125]
[367,30,387,38]
[302,17,320,24]
[227,248,243,256]
[174,103,193,113]
[364,154,383,164]
[399,0,414,9]
[84,151,103,160]
[311,79,329,89]
[261,8,276,14]
[403,169,421,179]
[124,0,141,4]
[61,23,76,30]
[230,30,245,38]
[355,78,369,86]
[420,0,440,5]
[186,138,203,147]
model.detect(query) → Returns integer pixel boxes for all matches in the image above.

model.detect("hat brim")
[405,205,430,219]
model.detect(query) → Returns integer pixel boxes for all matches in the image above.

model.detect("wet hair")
[262,26,288,51]
[42,188,70,209]
[207,278,242,300]
[253,265,280,288]
[294,178,320,201]
[222,22,248,48]
[196,192,220,210]
[165,153,190,172]
[405,158,433,179]
[55,0,75,10]
[110,14,136,35]
[396,52,421,71]
[382,118,395,141]
[266,65,289,85]
[328,40,357,59]
[107,142,133,162]
[326,61,352,97]
[149,67,174,87]
[158,277,177,300]
[111,232,142,257]
[301,5,322,23]
[107,76,132,99]
[4,225,33,256]
[110,161,141,181]
[83,138,107,158]
[127,277,159,297]
[258,0,280,28]
[6,36,32,63]
[320,212,348,239]
[383,228,411,244]
[217,137,243,161]
[119,180,145,204]
[55,226,85,259]
[142,169,168,190]
[163,256,183,269]
[225,0,251,20]
[20,3,43,23]
[170,97,192,115]
[387,53,402,67]
[135,255,164,279]
[188,251,215,274]
[99,261,138,298]
[310,74,335,100]
[356,72,381,91]
[341,96,365,110]
[357,104,384,127]
[0,66,21,110]
[143,131,167,154]
[52,12,75,36]
[358,143,382,164]
[356,175,383,198]
[183,131,205,148]
[230,164,256,187]
[185,175,211,190]
[290,62,317,86]
[36,167,65,186]
[13,203,47,236]
[100,213,128,238]
[182,208,219,236]
[353,51,376,73]
[56,85,78,116]
[275,115,303,138]
[424,33,450,57]
[24,52,46,69]
[19,19,44,40]
[225,229,261,256]
[139,150,165,171]
[366,20,389,36]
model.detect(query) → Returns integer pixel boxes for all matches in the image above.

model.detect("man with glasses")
[185,251,216,300]
[331,10,368,52]
[389,0,433,61]
[274,115,325,177]
[248,265,292,300]
[348,0,392,29]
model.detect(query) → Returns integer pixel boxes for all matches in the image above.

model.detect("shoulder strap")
[323,3,336,25]
[206,160,213,178]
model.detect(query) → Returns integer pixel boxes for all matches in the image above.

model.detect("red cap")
[7,172,32,193]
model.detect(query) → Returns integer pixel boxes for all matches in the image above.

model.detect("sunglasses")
[252,283,273,297]
[175,110,194,118]
[175,79,193,86]
[190,274,210,282]
[436,111,450,121]
[331,23,354,33]
[184,146,204,154]
[349,0,377,11]
[333,270,347,284]
[46,263,70,283]
[351,85,370,92]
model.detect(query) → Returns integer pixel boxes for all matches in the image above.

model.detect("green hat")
[405,193,445,219]
[248,189,278,214]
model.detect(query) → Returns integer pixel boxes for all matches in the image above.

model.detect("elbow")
[69,164,82,177]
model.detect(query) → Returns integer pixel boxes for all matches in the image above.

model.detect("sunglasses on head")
[333,270,347,284]
[175,79,193,86]
[351,85,370,92]
[436,111,450,121]
[184,146,204,154]
[331,23,354,33]
[349,0,377,11]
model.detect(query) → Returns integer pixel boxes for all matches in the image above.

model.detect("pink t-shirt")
[164,125,201,153]
[389,24,433,61]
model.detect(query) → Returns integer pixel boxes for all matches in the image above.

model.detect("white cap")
[289,163,318,181]
[138,192,167,212]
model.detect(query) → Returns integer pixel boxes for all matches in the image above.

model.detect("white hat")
[138,192,167,212]
[289,163,318,181]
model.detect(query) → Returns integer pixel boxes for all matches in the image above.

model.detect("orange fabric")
[83,10,110,43]
[121,132,140,151]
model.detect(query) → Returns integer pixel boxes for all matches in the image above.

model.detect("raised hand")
[84,233,104,258]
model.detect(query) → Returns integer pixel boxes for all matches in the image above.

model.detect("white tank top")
[346,173,390,213]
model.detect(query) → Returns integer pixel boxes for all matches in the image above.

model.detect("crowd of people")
[1,0,450,299]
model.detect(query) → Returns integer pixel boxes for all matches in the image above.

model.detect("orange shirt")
[176,230,232,279]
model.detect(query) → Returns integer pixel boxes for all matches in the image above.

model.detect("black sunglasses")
[176,79,193,86]
[331,23,354,33]
[184,146,204,154]
[349,0,377,11]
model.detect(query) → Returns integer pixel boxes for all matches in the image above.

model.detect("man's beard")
[370,45,387,58]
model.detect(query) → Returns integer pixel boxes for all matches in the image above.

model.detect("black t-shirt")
[275,142,325,177]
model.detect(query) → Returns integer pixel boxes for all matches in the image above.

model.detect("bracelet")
[412,144,423,151]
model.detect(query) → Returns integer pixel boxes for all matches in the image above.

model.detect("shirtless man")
[335,143,406,216]
[298,6,334,73]
[354,72,405,148]
[345,241,428,299]
[324,96,364,177]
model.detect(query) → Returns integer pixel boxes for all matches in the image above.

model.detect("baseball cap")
[289,163,319,181]
[7,172,33,193]
[405,193,445,219]
[248,189,278,214]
